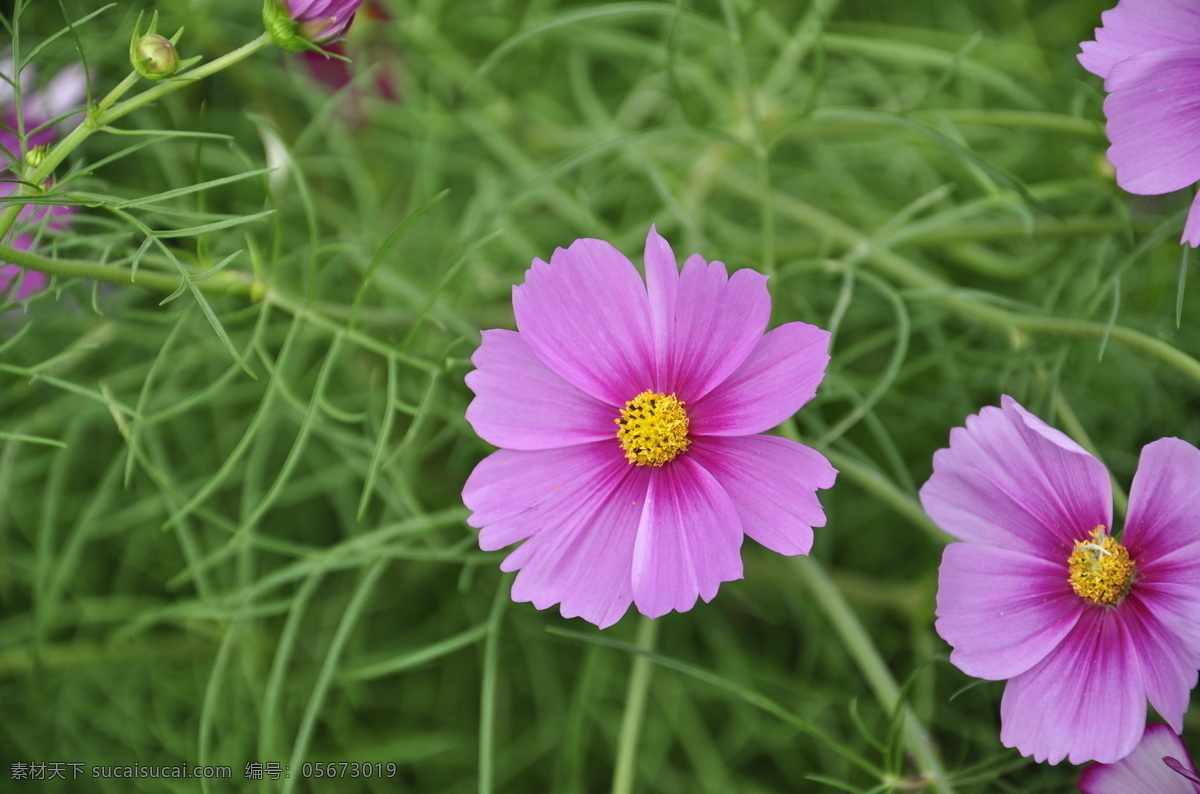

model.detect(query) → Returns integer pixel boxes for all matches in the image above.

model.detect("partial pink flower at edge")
[1078,723,1200,793]
[921,395,1200,765]
[0,61,85,302]
[0,192,75,300]
[297,2,400,118]
[279,0,364,46]
[1078,0,1200,245]
[462,227,836,628]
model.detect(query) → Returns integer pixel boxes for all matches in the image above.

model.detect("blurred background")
[1,0,1193,791]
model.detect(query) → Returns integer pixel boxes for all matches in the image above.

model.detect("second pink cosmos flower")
[463,227,836,628]
[922,396,1200,765]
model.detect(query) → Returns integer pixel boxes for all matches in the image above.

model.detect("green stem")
[610,616,660,794]
[822,448,947,543]
[953,298,1200,384]
[741,182,1200,386]
[797,556,954,794]
[100,34,274,129]
[0,240,254,296]
[478,575,510,794]
[95,72,142,115]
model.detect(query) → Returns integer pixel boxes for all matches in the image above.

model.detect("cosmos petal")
[1078,0,1200,79]
[642,225,678,388]
[688,434,834,556]
[463,441,625,550]
[465,329,617,450]
[630,455,743,618]
[919,395,1112,556]
[934,542,1083,680]
[1102,46,1200,195]
[504,456,651,629]
[1123,438,1200,657]
[1078,722,1200,794]
[1120,596,1198,733]
[1000,607,1145,765]
[513,238,655,405]
[1124,438,1200,559]
[688,321,829,436]
[660,253,770,402]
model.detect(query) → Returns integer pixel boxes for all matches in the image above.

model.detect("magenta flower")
[297,3,399,118]
[0,60,85,302]
[1078,723,1200,793]
[267,0,363,50]
[1078,0,1200,245]
[921,396,1200,764]
[462,227,835,628]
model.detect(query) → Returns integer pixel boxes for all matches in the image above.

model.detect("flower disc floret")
[1068,526,1135,605]
[616,391,690,466]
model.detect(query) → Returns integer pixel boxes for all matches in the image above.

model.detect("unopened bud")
[129,12,198,81]
[25,145,47,169]
[134,34,179,79]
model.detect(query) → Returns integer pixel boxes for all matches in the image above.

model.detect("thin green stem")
[95,72,141,115]
[611,616,660,794]
[822,448,947,543]
[1051,389,1129,518]
[479,576,510,794]
[796,556,954,794]
[954,299,1200,385]
[730,179,1200,386]
[0,240,255,296]
[104,33,275,121]
[717,0,774,275]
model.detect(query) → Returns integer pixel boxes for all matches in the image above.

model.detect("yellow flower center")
[1067,526,1135,605]
[615,391,690,466]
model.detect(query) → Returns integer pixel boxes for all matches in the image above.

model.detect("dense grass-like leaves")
[3,1,1200,792]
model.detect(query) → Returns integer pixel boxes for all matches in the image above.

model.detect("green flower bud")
[133,34,179,79]
[25,145,48,169]
[128,11,199,81]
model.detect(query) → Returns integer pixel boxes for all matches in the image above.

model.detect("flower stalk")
[0,240,256,297]
[610,616,659,794]
[797,556,954,794]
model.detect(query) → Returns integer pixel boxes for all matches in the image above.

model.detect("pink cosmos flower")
[1078,0,1200,245]
[462,227,836,628]
[276,0,363,46]
[1078,723,1200,793]
[921,396,1200,765]
[298,2,399,118]
[0,60,85,301]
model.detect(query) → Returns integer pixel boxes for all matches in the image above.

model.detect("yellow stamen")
[615,391,690,466]
[1067,526,1135,605]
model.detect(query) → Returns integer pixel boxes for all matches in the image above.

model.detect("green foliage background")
[2,0,1196,791]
